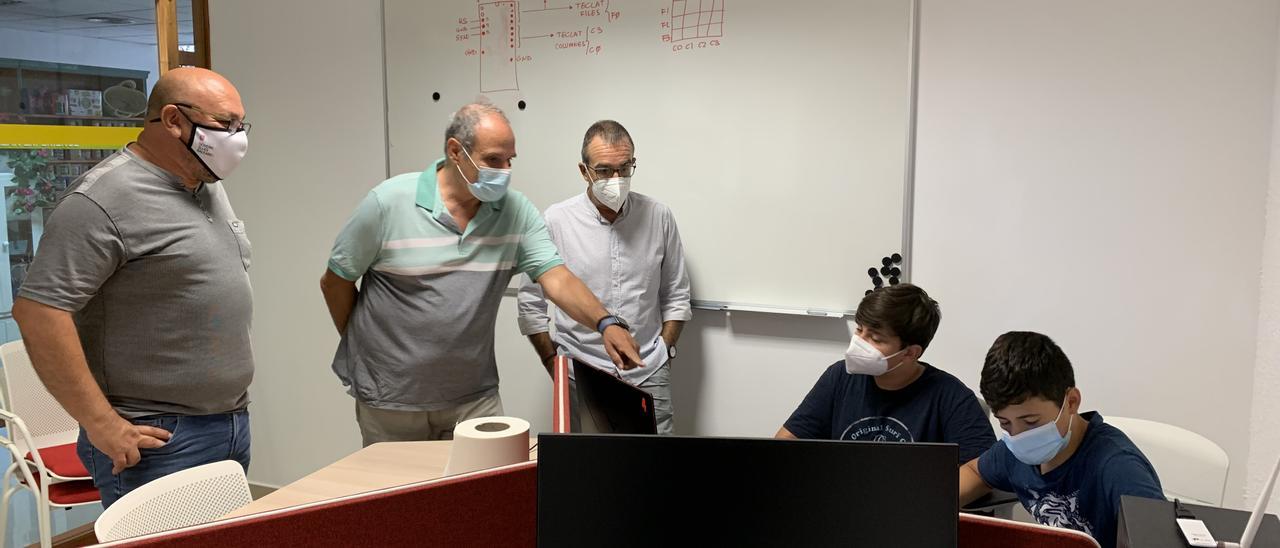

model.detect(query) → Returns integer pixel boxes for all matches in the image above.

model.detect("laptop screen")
[572,361,657,435]
[537,434,959,547]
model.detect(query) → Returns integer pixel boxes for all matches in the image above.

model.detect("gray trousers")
[355,392,504,446]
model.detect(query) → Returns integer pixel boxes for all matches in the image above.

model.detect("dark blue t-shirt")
[977,412,1164,548]
[783,361,996,463]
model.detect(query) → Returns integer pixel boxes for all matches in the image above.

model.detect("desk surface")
[223,439,536,519]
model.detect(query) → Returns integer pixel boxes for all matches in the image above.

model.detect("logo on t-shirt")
[839,416,915,443]
[1027,488,1093,536]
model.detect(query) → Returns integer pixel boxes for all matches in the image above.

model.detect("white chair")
[1105,416,1228,506]
[94,460,252,542]
[0,340,100,548]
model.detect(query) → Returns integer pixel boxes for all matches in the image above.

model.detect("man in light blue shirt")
[321,104,642,445]
[517,120,692,434]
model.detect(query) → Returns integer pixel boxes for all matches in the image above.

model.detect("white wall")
[913,0,1278,509]
[1248,23,1280,513]
[0,28,159,92]
[208,0,388,487]
[212,0,1280,516]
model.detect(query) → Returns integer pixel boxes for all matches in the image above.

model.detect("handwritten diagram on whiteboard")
[457,1,622,93]
[454,0,726,93]
[669,0,724,42]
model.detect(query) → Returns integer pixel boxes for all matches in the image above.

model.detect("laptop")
[572,360,657,435]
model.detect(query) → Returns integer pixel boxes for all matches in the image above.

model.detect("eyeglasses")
[174,103,252,134]
[585,160,637,179]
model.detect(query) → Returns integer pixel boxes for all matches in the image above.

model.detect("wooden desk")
[224,439,537,519]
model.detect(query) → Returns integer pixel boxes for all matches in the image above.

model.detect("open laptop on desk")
[537,434,958,547]
[1118,453,1280,548]
[572,360,656,435]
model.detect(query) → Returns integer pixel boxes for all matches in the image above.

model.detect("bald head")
[145,67,243,119]
[443,102,509,156]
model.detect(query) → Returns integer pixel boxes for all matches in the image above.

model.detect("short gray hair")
[581,120,634,163]
[444,101,508,156]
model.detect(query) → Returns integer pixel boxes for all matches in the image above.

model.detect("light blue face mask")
[1001,400,1073,466]
[456,144,511,202]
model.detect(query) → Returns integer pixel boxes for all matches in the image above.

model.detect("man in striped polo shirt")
[320,103,641,445]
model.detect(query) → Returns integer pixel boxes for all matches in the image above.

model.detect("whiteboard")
[383,0,915,314]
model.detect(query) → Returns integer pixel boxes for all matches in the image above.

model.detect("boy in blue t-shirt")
[959,331,1164,548]
[776,284,995,464]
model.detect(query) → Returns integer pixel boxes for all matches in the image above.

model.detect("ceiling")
[0,0,193,47]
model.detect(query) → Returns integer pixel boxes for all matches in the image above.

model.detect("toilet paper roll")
[443,416,531,476]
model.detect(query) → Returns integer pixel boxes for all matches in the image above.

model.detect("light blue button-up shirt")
[517,191,692,385]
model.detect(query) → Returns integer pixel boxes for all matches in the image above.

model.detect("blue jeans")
[76,410,251,508]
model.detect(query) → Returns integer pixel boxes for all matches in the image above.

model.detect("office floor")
[2,498,99,548]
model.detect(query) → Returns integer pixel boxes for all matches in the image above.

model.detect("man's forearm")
[539,266,609,330]
[12,298,118,430]
[320,270,358,335]
[526,332,558,376]
[661,320,685,346]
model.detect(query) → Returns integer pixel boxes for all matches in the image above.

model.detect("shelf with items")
[9,114,145,122]
[0,59,148,311]
[0,58,150,121]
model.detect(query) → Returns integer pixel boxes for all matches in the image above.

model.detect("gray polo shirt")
[327,158,563,412]
[19,146,255,418]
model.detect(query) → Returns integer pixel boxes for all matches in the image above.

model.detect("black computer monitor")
[572,360,657,435]
[537,434,958,547]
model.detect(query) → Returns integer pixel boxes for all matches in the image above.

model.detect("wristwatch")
[595,314,630,334]
[667,344,677,360]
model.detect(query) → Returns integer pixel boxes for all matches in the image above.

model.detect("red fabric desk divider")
[960,512,1101,548]
[99,461,538,547]
[552,355,570,433]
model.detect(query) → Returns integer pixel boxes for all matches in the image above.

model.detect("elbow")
[319,270,351,293]
[11,297,33,326]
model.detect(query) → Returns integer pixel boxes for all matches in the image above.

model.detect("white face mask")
[174,110,248,181]
[844,335,908,376]
[591,176,631,212]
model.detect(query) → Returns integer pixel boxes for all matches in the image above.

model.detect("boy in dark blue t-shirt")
[960,331,1164,548]
[776,284,995,464]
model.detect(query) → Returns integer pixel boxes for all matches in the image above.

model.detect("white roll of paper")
[443,416,531,476]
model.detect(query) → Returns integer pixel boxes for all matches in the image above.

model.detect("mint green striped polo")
[327,158,563,411]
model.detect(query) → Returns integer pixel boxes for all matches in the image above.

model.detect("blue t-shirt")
[977,412,1164,548]
[783,361,996,463]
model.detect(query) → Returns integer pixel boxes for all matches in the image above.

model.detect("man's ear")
[445,138,463,165]
[1065,387,1082,414]
[161,105,186,140]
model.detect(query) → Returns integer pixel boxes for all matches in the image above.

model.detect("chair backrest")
[94,460,253,542]
[0,340,79,455]
[1104,416,1228,506]
[959,513,1101,548]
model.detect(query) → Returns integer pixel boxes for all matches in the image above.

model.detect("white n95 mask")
[843,335,907,376]
[591,176,631,212]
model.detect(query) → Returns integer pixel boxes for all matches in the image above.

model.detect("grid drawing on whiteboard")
[670,0,724,42]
